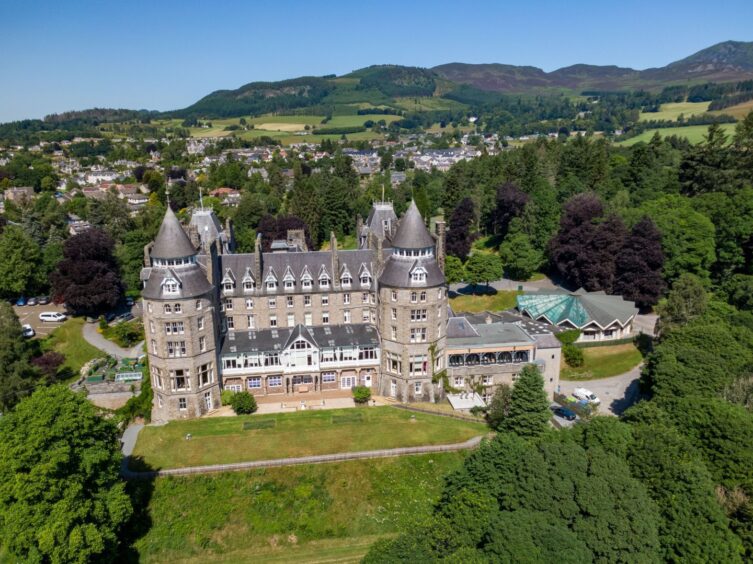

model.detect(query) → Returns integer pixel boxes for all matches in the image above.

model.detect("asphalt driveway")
[558,364,643,416]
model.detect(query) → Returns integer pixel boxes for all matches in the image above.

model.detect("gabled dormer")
[265,268,278,292]
[318,265,331,289]
[241,267,256,293]
[283,266,296,292]
[161,274,181,295]
[221,268,236,294]
[410,263,428,285]
[300,265,313,290]
[358,263,372,287]
[340,265,353,288]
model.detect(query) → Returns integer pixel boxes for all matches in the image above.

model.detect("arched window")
[514,351,529,363]
[466,353,480,366]
[498,352,512,364]
[482,352,496,365]
[449,354,464,367]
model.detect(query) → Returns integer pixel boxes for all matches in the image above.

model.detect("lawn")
[43,317,101,379]
[130,452,468,563]
[638,101,710,122]
[131,406,485,470]
[561,343,643,381]
[449,290,521,313]
[616,123,736,146]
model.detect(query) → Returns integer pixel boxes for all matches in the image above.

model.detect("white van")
[573,387,600,405]
[39,312,67,323]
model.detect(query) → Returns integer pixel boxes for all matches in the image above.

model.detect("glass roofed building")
[516,289,638,342]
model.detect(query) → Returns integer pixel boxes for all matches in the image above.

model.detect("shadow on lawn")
[117,456,156,562]
[449,284,498,298]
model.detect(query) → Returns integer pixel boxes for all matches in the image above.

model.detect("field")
[131,406,485,470]
[561,343,643,381]
[130,452,467,563]
[709,99,753,119]
[449,290,520,313]
[43,317,101,378]
[616,122,736,146]
[638,101,710,122]
[393,96,467,112]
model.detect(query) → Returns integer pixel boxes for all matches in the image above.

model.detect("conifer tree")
[501,365,550,438]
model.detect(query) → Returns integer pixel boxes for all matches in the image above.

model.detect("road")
[559,364,643,416]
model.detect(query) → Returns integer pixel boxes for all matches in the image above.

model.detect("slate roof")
[446,319,535,348]
[455,310,563,336]
[390,201,435,249]
[516,289,638,329]
[363,202,398,242]
[221,323,380,355]
[378,255,445,288]
[141,264,214,300]
[219,249,376,296]
[189,209,224,248]
[151,207,197,259]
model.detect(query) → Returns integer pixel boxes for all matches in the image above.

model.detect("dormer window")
[267,280,277,291]
[283,267,295,291]
[301,267,313,290]
[319,275,330,288]
[302,279,312,290]
[341,273,352,288]
[411,267,427,284]
[284,280,295,291]
[223,281,234,293]
[243,280,255,292]
[163,278,179,294]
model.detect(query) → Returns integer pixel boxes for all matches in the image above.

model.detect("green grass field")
[638,101,710,122]
[43,317,102,378]
[132,407,485,470]
[709,99,753,120]
[561,343,643,381]
[393,97,467,112]
[131,452,467,563]
[616,123,736,146]
[449,290,520,313]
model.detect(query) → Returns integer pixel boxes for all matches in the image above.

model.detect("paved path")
[120,423,144,476]
[559,364,643,416]
[121,434,485,480]
[82,322,144,359]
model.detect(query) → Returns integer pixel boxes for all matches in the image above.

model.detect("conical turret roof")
[391,201,435,249]
[151,207,197,259]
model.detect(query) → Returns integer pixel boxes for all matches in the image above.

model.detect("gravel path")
[120,434,485,480]
[82,322,144,359]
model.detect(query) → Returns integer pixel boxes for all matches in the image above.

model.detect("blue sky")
[1,0,752,122]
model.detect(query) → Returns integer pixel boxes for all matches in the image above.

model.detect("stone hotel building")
[141,201,561,421]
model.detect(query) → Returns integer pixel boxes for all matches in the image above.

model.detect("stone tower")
[377,201,448,402]
[141,207,222,421]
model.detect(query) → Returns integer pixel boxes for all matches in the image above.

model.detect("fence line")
[122,435,485,480]
[389,403,485,423]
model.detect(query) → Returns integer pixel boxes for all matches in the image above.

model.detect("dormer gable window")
[283,267,295,291]
[242,268,255,293]
[411,266,427,284]
[318,266,331,288]
[162,277,179,294]
[340,267,352,288]
[359,264,371,287]
[221,269,236,294]
[301,266,313,289]
[265,269,278,291]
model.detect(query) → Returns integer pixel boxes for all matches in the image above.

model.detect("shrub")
[229,391,257,415]
[352,385,372,404]
[563,344,584,367]
[220,389,236,406]
[556,329,581,346]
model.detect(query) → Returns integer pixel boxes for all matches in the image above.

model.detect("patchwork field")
[638,101,710,122]
[131,406,485,470]
[561,343,643,381]
[709,98,753,119]
[616,122,736,146]
[130,452,468,563]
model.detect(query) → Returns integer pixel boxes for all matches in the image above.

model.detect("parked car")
[26,297,38,306]
[37,295,50,305]
[104,312,117,323]
[125,297,134,307]
[573,387,601,405]
[39,312,67,323]
[551,405,577,421]
[115,312,134,323]
[15,296,26,306]
[21,324,35,338]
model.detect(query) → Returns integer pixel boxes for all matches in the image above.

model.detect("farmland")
[616,122,737,146]
[638,101,710,122]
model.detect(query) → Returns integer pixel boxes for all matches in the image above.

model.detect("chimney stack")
[435,218,446,272]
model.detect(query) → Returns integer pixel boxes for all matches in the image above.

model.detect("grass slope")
[561,343,643,381]
[42,317,101,378]
[449,290,520,313]
[132,406,484,470]
[131,453,467,563]
[616,123,736,146]
[638,101,710,122]
[709,98,753,119]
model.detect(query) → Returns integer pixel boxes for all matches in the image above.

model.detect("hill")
[433,40,753,93]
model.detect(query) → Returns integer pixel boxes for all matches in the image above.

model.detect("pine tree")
[501,365,550,438]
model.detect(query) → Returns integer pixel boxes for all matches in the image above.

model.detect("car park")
[573,387,601,405]
[21,324,35,338]
[551,405,577,421]
[37,296,50,305]
[39,312,67,323]
[26,297,38,306]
